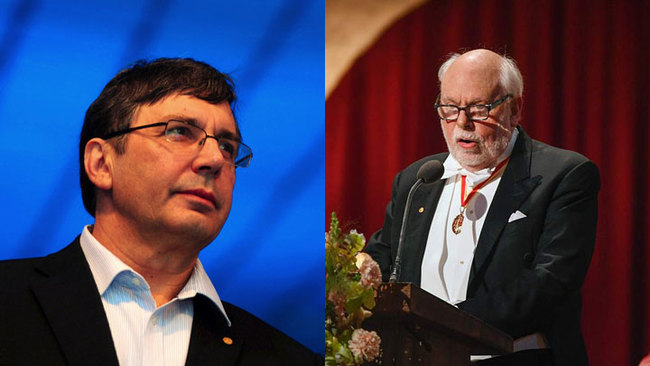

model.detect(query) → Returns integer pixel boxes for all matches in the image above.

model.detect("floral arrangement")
[325,212,382,365]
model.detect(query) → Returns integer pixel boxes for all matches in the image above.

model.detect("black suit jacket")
[364,127,600,366]
[0,238,322,365]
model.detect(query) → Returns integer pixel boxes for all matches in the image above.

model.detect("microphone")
[417,159,445,183]
[389,160,444,283]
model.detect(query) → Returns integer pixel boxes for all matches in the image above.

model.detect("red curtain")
[325,0,650,364]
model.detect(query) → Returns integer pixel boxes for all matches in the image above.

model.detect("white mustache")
[453,124,513,143]
[453,130,484,143]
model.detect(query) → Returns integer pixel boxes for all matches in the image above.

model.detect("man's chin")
[451,150,489,169]
[164,214,225,245]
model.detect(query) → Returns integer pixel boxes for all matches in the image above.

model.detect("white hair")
[437,53,461,85]
[437,51,524,97]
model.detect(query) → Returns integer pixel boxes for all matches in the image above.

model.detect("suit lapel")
[30,238,119,366]
[186,295,242,365]
[469,129,541,288]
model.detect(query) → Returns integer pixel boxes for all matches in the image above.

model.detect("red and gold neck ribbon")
[460,158,510,208]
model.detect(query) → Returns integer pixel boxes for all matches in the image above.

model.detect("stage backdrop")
[326,0,649,364]
[0,0,323,354]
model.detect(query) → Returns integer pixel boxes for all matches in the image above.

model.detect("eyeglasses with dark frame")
[435,94,513,122]
[102,119,253,168]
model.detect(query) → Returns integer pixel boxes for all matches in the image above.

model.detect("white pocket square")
[508,210,527,223]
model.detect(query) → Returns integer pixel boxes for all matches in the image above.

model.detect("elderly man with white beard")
[364,49,600,366]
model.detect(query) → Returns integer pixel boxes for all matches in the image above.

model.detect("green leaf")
[362,290,376,309]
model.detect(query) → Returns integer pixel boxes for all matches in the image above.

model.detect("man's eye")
[219,140,237,158]
[167,125,197,142]
[439,106,457,117]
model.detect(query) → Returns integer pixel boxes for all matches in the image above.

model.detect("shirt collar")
[79,225,231,326]
[441,127,519,186]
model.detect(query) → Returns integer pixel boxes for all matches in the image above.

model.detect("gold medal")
[452,158,510,236]
[452,213,464,234]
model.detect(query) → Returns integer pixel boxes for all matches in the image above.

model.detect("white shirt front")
[79,226,230,366]
[420,129,518,304]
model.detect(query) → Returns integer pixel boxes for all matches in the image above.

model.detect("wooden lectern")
[363,283,512,365]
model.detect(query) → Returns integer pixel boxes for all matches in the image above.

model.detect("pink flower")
[348,328,381,362]
[327,291,346,322]
[357,253,382,288]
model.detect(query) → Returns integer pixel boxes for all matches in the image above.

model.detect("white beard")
[442,123,512,170]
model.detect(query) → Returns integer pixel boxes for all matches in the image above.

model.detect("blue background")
[0,0,323,354]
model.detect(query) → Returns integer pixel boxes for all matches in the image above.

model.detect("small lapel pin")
[222,337,233,345]
[418,207,424,213]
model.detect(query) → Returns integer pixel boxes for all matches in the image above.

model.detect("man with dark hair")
[365,49,599,365]
[0,58,321,365]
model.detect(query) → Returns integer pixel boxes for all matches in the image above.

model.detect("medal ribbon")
[460,158,510,209]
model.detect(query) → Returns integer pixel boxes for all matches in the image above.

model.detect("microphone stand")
[389,178,424,283]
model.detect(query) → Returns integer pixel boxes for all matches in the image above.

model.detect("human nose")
[192,136,228,174]
[455,108,473,129]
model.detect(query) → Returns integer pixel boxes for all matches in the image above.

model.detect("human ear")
[84,138,113,191]
[509,96,523,127]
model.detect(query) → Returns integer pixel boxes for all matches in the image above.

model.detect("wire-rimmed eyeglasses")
[102,119,253,168]
[435,94,512,121]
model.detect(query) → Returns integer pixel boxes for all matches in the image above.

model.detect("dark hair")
[79,57,238,216]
